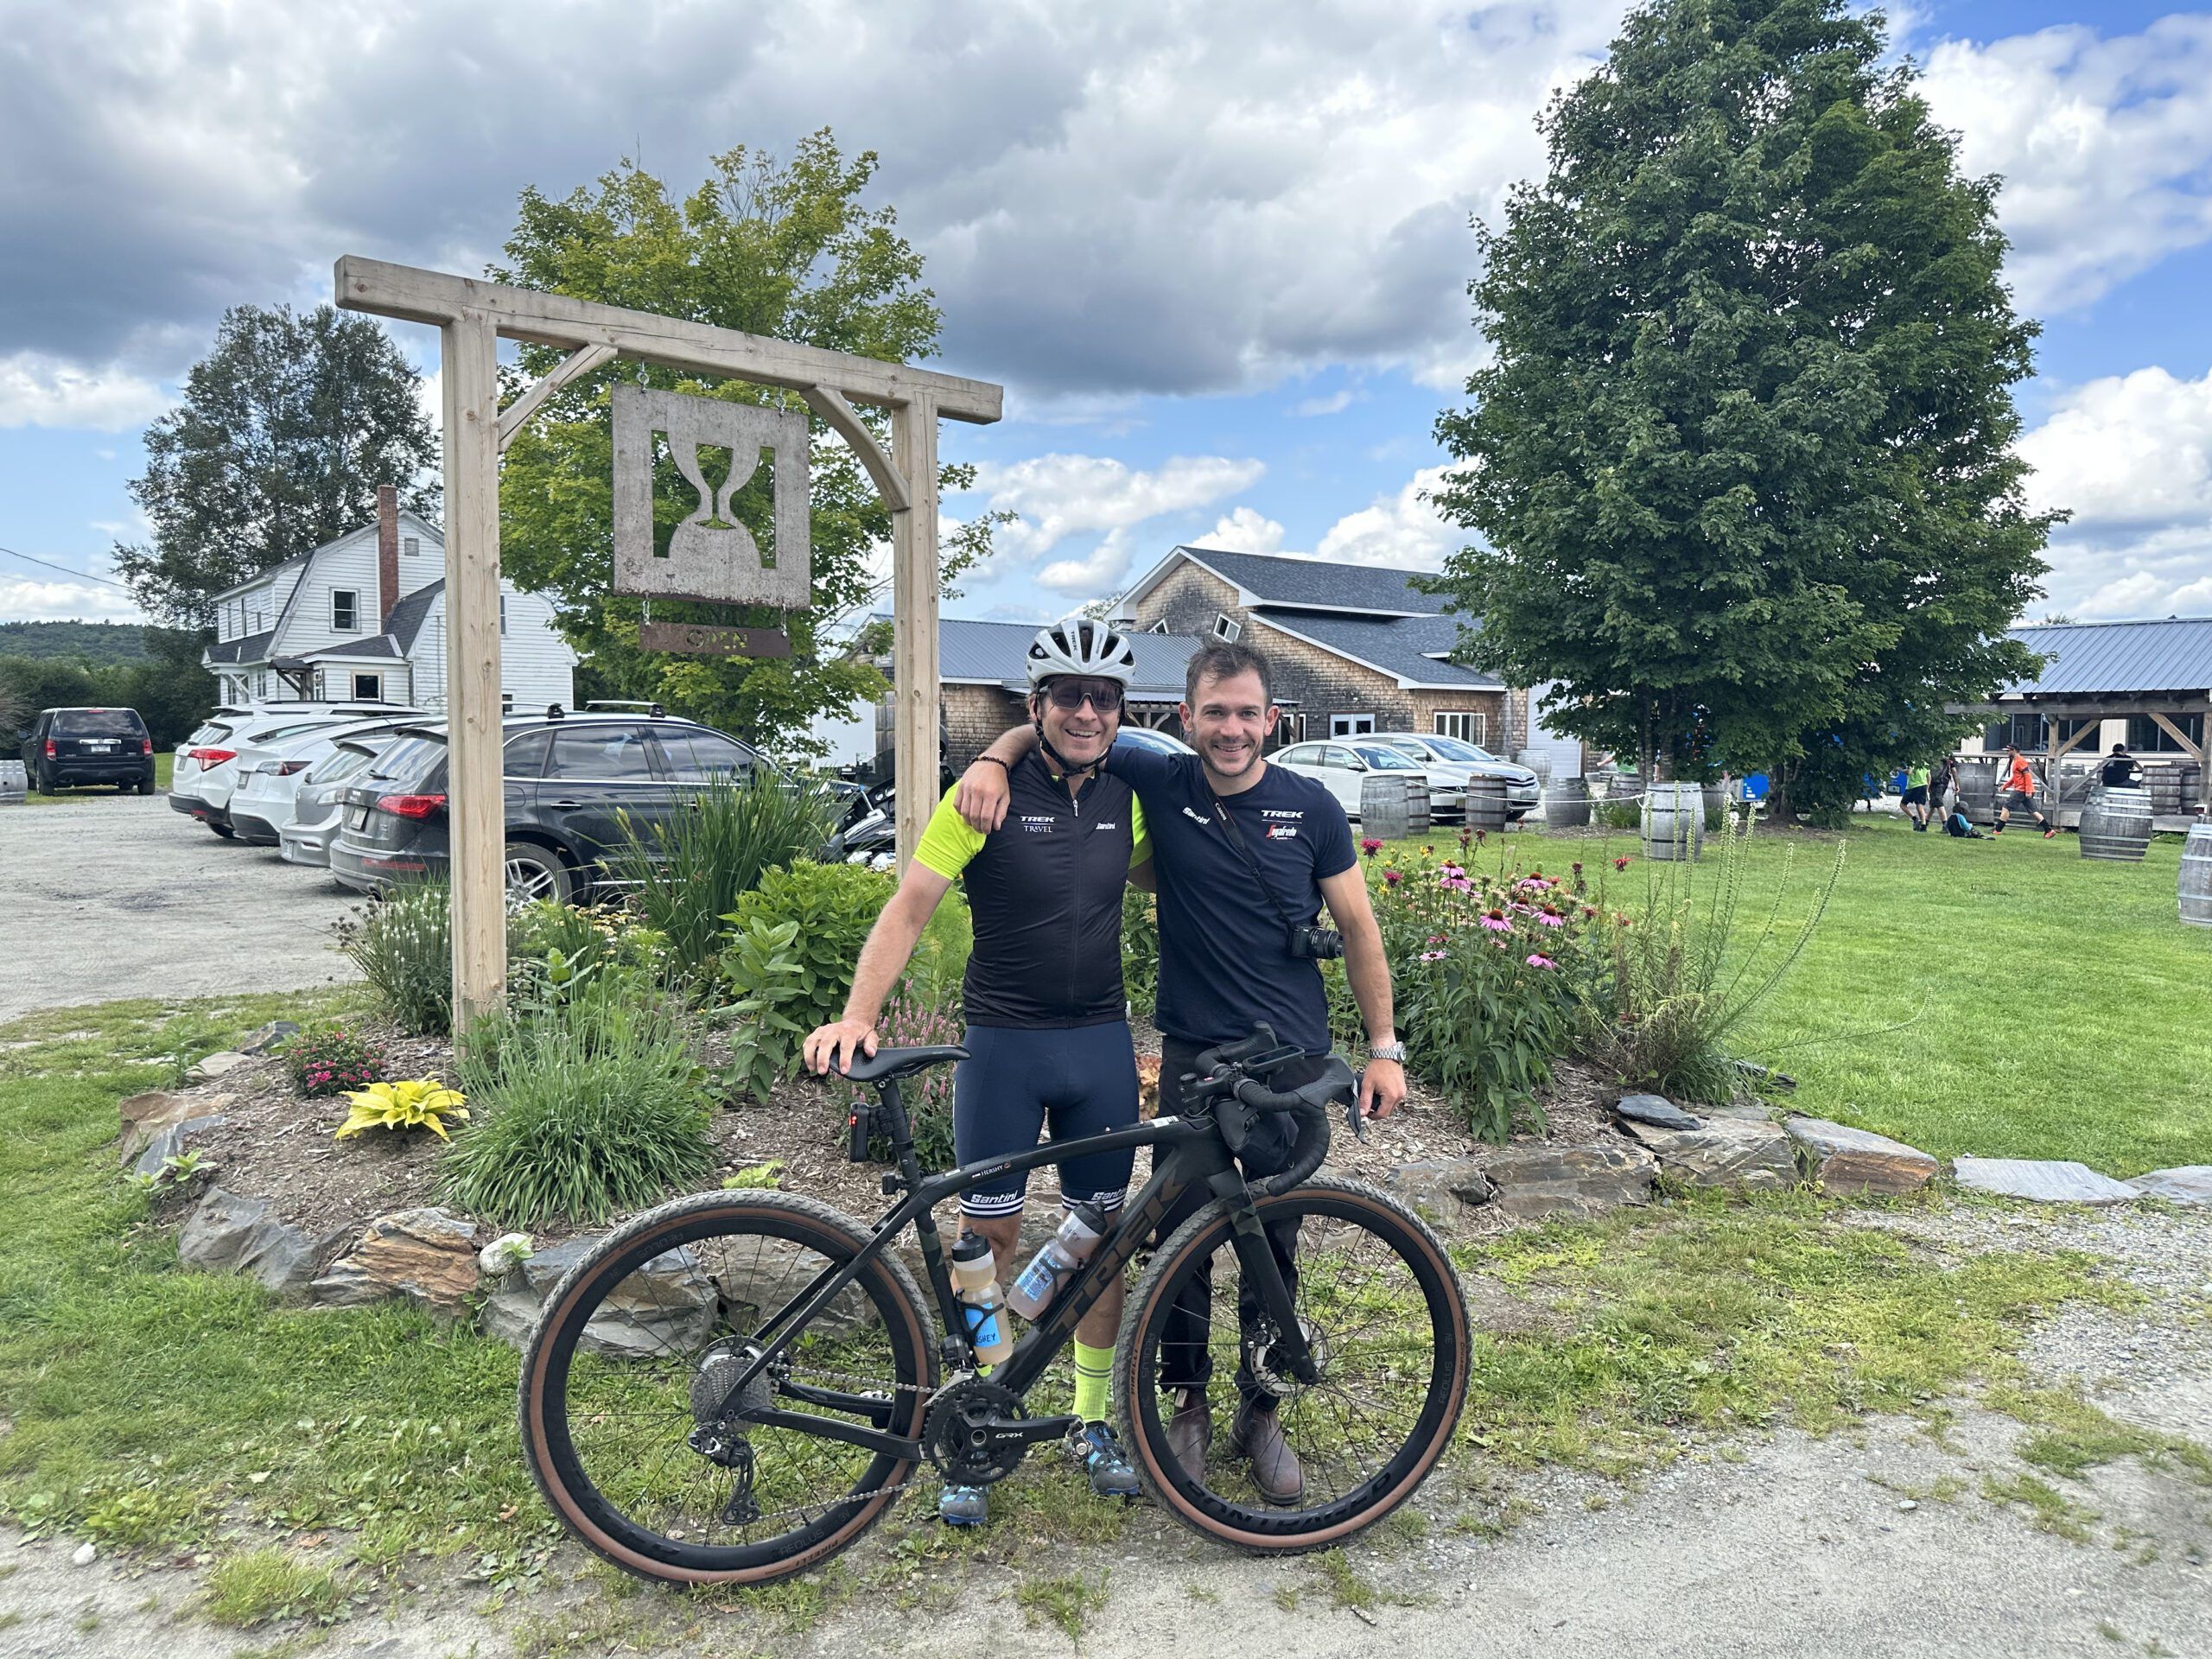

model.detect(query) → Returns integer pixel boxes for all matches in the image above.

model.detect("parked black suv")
[21,707,156,794]
[328,709,777,902]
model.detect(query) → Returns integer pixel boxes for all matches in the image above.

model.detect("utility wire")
[0,543,136,592]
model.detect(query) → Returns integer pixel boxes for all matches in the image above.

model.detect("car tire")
[36,766,59,794]
[137,778,156,796]
[505,841,574,906]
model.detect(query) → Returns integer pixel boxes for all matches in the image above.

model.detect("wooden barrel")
[1463,776,1508,834]
[1642,781,1705,861]
[2181,823,2212,929]
[1955,755,1999,823]
[1604,770,1643,802]
[2149,765,2187,817]
[1512,749,1553,783]
[1700,783,1723,829]
[0,759,24,804]
[1359,773,1430,839]
[2079,786,2154,862]
[1544,776,1591,828]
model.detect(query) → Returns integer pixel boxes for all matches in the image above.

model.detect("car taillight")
[141,739,154,755]
[275,760,311,776]
[43,739,55,758]
[375,792,448,820]
[188,747,237,765]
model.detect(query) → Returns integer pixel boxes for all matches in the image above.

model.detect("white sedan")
[1270,739,1451,823]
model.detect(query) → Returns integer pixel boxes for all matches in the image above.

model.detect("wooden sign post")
[336,257,1001,1034]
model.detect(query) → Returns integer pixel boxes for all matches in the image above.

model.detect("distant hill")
[0,620,151,664]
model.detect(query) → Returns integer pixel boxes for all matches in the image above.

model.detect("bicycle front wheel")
[1114,1174,1469,1550]
[520,1191,938,1586]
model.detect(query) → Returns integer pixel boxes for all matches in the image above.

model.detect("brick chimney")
[376,486,399,631]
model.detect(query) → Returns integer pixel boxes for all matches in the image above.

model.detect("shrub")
[341,879,452,1033]
[720,858,890,1033]
[334,1078,469,1141]
[717,918,813,1103]
[1121,886,1158,1020]
[609,772,842,980]
[906,888,974,1008]
[284,1022,385,1098]
[442,979,711,1227]
[1574,810,1841,1102]
[1332,846,1605,1141]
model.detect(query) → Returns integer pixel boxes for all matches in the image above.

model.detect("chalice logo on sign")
[611,385,810,657]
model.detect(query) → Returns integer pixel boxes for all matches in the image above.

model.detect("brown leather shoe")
[1166,1389,1212,1482]
[1230,1398,1303,1504]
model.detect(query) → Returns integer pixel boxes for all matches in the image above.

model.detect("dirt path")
[4,1203,2205,1659]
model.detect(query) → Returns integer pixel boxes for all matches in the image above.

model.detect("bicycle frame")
[716,1071,1315,1465]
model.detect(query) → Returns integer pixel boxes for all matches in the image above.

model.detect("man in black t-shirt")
[959,642,1405,1506]
[2101,744,2145,791]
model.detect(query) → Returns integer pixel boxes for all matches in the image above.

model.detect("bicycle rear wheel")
[520,1191,938,1586]
[1114,1174,1469,1550]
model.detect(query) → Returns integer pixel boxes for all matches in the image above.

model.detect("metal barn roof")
[938,617,1203,699]
[2003,618,2212,696]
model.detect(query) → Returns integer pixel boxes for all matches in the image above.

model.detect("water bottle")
[1005,1203,1107,1320]
[950,1232,1013,1365]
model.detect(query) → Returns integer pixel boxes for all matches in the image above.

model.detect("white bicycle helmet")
[1026,618,1137,687]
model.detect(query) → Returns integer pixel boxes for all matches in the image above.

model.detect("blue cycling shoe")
[1072,1421,1141,1499]
[938,1483,988,1526]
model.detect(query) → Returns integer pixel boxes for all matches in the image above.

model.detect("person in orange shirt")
[1993,744,2056,838]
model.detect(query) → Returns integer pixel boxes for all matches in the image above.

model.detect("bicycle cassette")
[921,1377,1031,1487]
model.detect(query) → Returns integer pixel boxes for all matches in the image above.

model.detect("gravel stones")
[1481,1142,1657,1219]
[177,1186,339,1301]
[1613,1093,1701,1131]
[309,1207,480,1313]
[1784,1116,1938,1195]
[1623,1116,1798,1192]
[1952,1157,2139,1206]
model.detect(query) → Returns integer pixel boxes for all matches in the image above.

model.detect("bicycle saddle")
[838,1044,970,1084]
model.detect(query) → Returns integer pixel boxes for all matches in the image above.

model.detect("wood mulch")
[157,1012,1636,1252]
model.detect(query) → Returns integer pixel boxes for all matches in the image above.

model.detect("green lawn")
[1390,812,2212,1176]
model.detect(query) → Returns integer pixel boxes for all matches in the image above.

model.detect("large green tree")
[496,134,1000,760]
[112,304,439,627]
[1430,0,2057,817]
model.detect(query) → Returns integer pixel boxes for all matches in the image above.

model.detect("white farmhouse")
[202,486,575,711]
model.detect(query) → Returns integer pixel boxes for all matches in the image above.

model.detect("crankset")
[922,1377,1073,1487]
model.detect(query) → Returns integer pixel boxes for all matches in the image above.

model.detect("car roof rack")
[582,699,667,718]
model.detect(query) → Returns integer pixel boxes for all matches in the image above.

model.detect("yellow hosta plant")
[335,1078,469,1141]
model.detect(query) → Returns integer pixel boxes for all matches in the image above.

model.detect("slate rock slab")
[1784,1116,1938,1195]
[186,1051,251,1083]
[1624,1116,1797,1192]
[130,1115,227,1179]
[311,1207,481,1313]
[2126,1166,2212,1205]
[1953,1156,2139,1206]
[118,1090,232,1163]
[479,1235,718,1356]
[1384,1157,1498,1222]
[1482,1142,1657,1220]
[238,1020,302,1057]
[178,1186,335,1301]
[1613,1093,1701,1131]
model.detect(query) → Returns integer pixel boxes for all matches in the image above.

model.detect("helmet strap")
[1033,708,1106,779]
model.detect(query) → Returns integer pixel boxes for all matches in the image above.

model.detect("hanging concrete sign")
[612,385,810,607]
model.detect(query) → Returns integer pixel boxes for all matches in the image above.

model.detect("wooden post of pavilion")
[335,257,1001,1036]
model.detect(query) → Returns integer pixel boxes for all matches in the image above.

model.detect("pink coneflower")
[1526,953,1557,969]
[1442,874,1473,893]
[1427,935,1446,945]
[1479,909,1510,932]
[1538,906,1566,927]
[1420,950,1446,962]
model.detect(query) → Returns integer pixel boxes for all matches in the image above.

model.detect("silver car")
[1373,732,1541,820]
[277,738,388,867]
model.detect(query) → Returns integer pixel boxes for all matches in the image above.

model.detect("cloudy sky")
[4,0,2211,630]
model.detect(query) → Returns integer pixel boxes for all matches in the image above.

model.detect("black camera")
[1286,923,1345,961]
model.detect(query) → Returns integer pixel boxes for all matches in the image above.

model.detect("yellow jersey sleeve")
[1129,793,1152,869]
[912,785,987,880]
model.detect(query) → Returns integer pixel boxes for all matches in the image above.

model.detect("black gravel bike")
[518,1027,1471,1585]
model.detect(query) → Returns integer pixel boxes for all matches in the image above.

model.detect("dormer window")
[332,589,359,632]
[1147,619,1170,635]
[403,536,420,557]
[1211,613,1242,643]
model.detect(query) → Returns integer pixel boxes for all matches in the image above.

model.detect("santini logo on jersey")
[1180,806,1212,827]
[1092,820,1119,830]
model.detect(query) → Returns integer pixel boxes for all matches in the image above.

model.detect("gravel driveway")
[0,794,362,1024]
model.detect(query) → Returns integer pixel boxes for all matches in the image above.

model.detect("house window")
[2127,713,2204,754]
[332,588,359,632]
[1329,714,1375,738]
[403,536,420,557]
[1984,713,2049,753]
[500,594,508,635]
[1434,710,1487,746]
[1147,619,1170,635]
[353,672,382,702]
[1211,612,1242,643]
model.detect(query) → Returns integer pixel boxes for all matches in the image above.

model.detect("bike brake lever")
[1346,1073,1369,1143]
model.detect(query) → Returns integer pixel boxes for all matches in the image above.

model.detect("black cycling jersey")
[914,753,1144,1027]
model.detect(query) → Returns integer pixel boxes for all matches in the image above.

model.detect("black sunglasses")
[1044,678,1123,712]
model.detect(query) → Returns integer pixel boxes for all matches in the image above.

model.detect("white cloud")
[1290,389,1359,418]
[0,353,167,430]
[974,453,1265,560]
[1313,465,1460,569]
[1037,529,1143,595]
[1199,506,1287,554]
[0,577,146,624]
[1919,17,2212,314]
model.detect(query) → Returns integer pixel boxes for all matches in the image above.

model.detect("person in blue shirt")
[957,640,1406,1505]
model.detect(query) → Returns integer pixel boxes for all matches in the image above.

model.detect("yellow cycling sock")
[1072,1340,1113,1424]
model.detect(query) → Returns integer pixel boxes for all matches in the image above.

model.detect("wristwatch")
[1367,1040,1407,1063]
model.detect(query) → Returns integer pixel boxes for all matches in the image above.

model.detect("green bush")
[608,772,842,979]
[721,860,889,1021]
[1122,885,1158,1020]
[283,1023,385,1098]
[717,918,813,1102]
[442,979,711,1227]
[340,880,453,1033]
[906,889,974,1008]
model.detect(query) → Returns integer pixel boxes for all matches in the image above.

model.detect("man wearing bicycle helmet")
[804,618,1152,1526]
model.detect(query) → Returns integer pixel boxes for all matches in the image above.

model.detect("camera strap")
[1207,791,1308,942]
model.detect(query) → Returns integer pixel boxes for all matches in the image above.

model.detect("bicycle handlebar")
[1230,1058,1358,1196]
